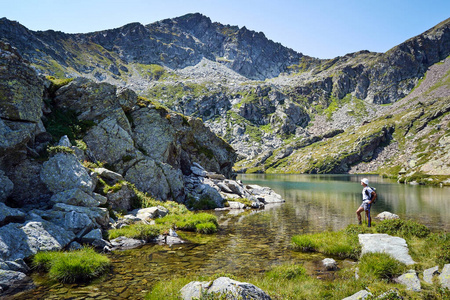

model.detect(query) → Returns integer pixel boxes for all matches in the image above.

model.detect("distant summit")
[0,13,306,80]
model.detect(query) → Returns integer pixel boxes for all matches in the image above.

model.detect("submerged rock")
[322,258,338,270]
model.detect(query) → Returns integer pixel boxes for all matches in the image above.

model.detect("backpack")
[365,187,377,203]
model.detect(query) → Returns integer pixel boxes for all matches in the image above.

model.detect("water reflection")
[12,174,449,299]
[240,174,450,231]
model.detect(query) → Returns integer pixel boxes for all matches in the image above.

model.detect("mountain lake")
[11,174,450,299]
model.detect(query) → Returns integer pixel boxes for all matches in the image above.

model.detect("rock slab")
[358,233,415,265]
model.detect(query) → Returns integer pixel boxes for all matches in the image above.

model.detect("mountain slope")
[1,14,449,182]
[0,13,306,81]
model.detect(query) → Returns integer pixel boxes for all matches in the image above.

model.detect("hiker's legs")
[365,206,371,227]
[356,206,364,224]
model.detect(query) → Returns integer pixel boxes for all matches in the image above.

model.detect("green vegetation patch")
[291,227,365,259]
[108,223,164,240]
[32,247,110,283]
[376,219,430,239]
[155,212,219,234]
[43,106,96,143]
[358,252,407,280]
[46,76,73,97]
[46,145,75,156]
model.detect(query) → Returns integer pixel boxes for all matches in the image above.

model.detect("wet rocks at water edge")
[180,276,272,300]
[184,163,285,210]
[322,258,338,271]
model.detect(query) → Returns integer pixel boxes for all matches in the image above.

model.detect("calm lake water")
[11,174,449,299]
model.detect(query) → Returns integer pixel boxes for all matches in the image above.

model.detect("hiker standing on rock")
[356,178,376,227]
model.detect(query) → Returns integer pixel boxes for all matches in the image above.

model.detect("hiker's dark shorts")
[360,201,371,211]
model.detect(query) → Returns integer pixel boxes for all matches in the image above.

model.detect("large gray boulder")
[358,234,415,265]
[131,107,177,164]
[105,182,135,211]
[3,158,50,206]
[246,184,285,204]
[180,277,271,300]
[52,203,109,229]
[83,117,136,167]
[0,220,75,261]
[0,203,26,225]
[28,208,95,235]
[0,170,13,202]
[54,78,131,128]
[50,188,102,207]
[0,42,43,123]
[40,152,95,194]
[125,158,184,202]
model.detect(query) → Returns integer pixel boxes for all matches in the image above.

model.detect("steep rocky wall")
[0,42,236,206]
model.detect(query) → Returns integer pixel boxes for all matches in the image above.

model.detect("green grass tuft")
[108,223,164,240]
[291,229,362,259]
[155,213,218,234]
[358,252,407,280]
[32,247,110,283]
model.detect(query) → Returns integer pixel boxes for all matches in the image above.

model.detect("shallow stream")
[11,174,450,299]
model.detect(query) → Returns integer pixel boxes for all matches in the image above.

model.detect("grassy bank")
[145,220,449,299]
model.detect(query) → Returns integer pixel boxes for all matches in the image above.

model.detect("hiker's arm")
[370,191,377,204]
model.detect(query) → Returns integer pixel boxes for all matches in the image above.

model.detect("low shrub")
[358,252,407,280]
[376,219,430,238]
[32,247,110,283]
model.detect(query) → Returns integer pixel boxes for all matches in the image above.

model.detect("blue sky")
[2,0,449,59]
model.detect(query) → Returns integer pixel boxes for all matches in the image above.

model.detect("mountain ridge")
[1,14,449,182]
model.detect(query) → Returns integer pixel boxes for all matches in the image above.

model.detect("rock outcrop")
[0,40,240,295]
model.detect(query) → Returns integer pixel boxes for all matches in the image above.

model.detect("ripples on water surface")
[13,174,449,299]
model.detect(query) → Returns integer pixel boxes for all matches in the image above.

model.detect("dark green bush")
[376,219,430,238]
